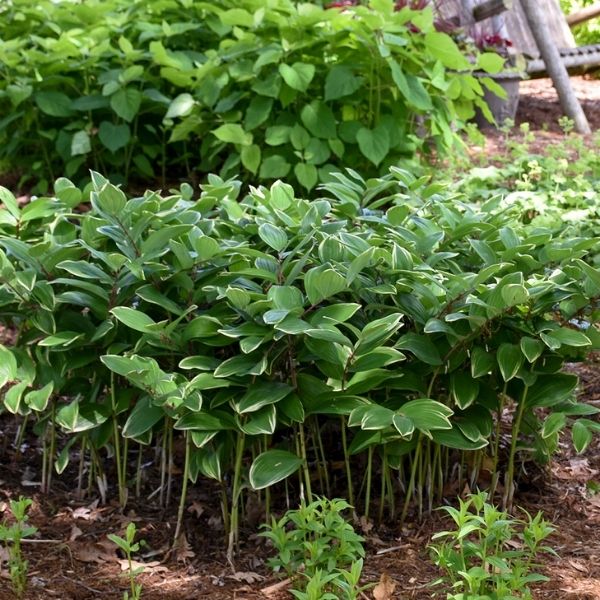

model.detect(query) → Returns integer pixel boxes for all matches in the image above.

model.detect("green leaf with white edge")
[497,343,523,381]
[235,381,292,414]
[451,372,480,410]
[212,123,253,146]
[278,62,315,92]
[0,345,17,388]
[249,449,303,490]
[240,404,277,435]
[541,328,591,349]
[258,223,288,252]
[397,399,453,434]
[397,333,443,366]
[356,126,390,166]
[0,187,20,219]
[572,420,593,454]
[392,414,415,438]
[360,405,395,430]
[174,410,237,431]
[94,182,127,215]
[39,331,84,347]
[541,412,566,439]
[122,396,165,439]
[304,267,347,305]
[501,284,529,307]
[110,307,158,334]
[520,337,544,363]
[110,87,142,122]
[470,346,495,378]
[98,121,131,153]
[355,313,403,355]
[527,373,578,408]
[25,382,54,412]
[165,93,195,120]
[3,381,28,414]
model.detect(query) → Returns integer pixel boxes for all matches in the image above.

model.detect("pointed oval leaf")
[249,449,303,490]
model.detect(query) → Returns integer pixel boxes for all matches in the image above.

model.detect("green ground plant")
[0,497,37,600]
[261,498,367,598]
[430,491,555,599]
[0,0,505,193]
[108,522,146,600]
[447,122,600,264]
[0,169,598,560]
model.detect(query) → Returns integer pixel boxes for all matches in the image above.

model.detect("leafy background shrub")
[0,0,506,193]
[0,169,598,559]
[560,0,600,46]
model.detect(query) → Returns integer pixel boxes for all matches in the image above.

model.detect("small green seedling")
[108,522,146,600]
[429,491,555,599]
[0,497,37,599]
[261,497,366,598]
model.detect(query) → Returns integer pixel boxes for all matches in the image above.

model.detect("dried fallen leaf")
[228,571,264,584]
[73,540,116,564]
[567,559,588,573]
[118,559,169,574]
[372,573,396,600]
[261,578,291,597]
[187,501,205,518]
[173,533,195,563]
[69,525,83,541]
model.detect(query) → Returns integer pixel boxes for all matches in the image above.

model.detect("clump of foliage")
[0,0,506,193]
[0,497,37,600]
[109,522,146,600]
[261,497,367,599]
[430,491,555,599]
[560,0,600,46]
[447,122,600,264]
[0,168,598,561]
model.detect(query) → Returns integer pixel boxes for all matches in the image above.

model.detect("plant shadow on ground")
[0,359,599,600]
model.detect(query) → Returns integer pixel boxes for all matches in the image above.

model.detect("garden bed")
[1,359,599,600]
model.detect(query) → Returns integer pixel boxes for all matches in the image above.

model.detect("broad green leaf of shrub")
[212,124,253,146]
[278,62,315,92]
[71,131,91,156]
[35,91,73,117]
[497,343,523,382]
[258,222,288,252]
[165,93,195,120]
[110,88,142,122]
[249,449,303,490]
[98,122,131,153]
[357,126,390,166]
[300,101,336,139]
[260,156,291,179]
[424,32,470,70]
[111,307,157,333]
[324,66,361,101]
[294,163,318,191]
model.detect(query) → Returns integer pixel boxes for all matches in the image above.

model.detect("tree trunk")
[520,0,591,134]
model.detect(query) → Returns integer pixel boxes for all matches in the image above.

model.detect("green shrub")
[0,0,505,192]
[0,169,598,559]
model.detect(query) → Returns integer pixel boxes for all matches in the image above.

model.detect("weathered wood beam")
[520,0,591,134]
[566,2,600,27]
[473,0,512,22]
